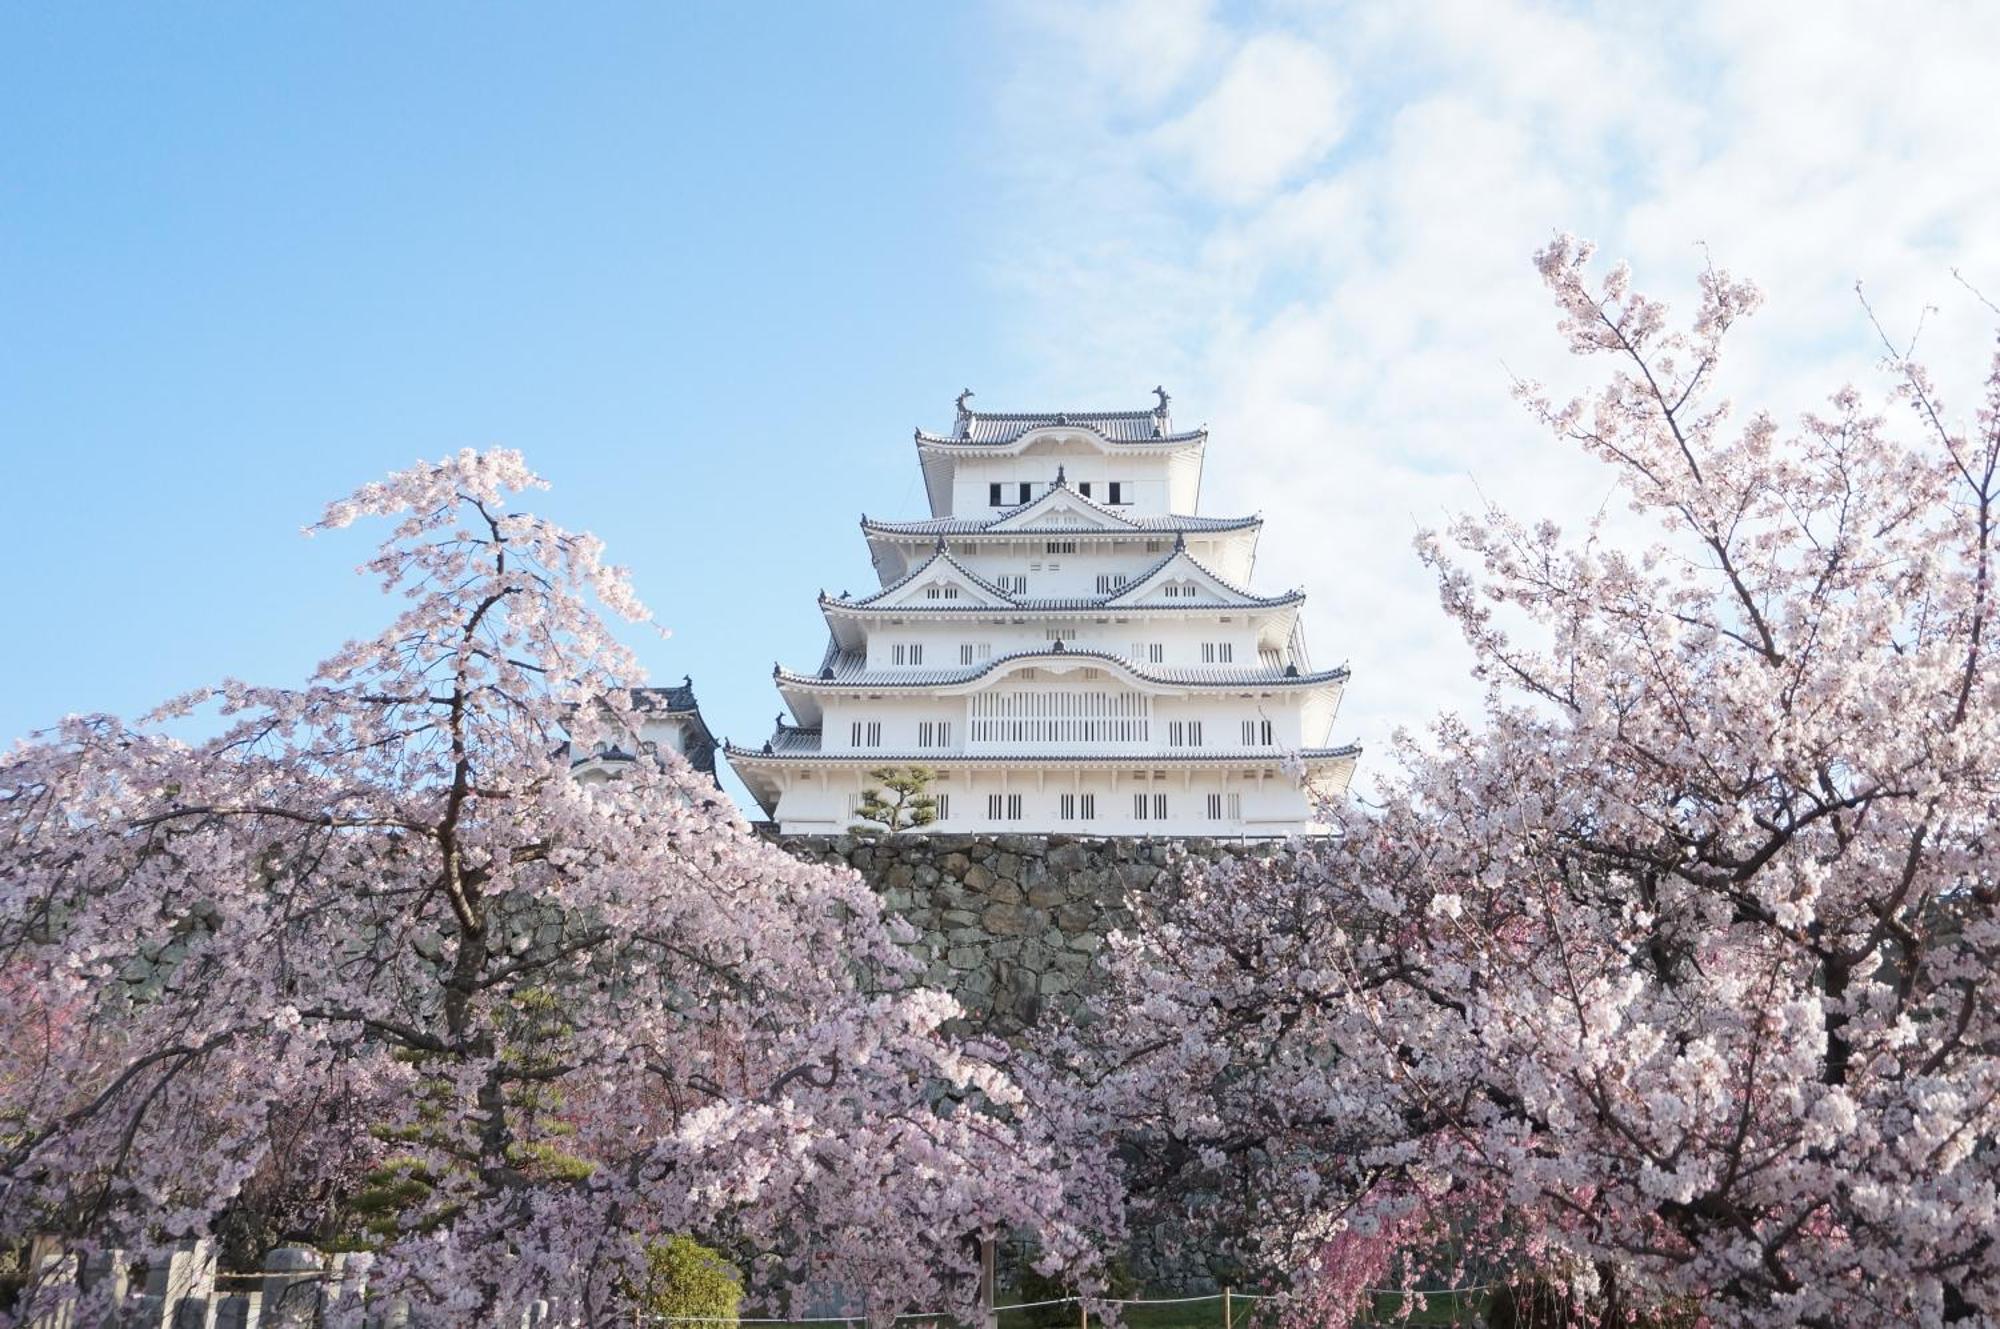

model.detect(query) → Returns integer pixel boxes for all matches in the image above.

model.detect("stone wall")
[770,832,1290,1030]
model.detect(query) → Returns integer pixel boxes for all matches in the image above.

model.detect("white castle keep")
[727,390,1356,835]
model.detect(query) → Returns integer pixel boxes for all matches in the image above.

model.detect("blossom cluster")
[0,452,1113,1325]
[1054,240,2000,1328]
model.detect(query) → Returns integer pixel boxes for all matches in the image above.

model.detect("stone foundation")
[770,832,1289,1029]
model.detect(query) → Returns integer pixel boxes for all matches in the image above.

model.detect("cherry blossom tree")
[0,451,1110,1325]
[1056,242,2000,1327]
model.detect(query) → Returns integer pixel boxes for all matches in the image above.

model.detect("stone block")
[1055,902,1099,932]
[981,902,1034,936]
[1026,879,1068,907]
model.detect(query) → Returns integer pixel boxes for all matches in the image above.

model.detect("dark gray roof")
[729,739,1361,766]
[834,540,1300,613]
[776,646,1348,691]
[843,545,1018,608]
[568,680,719,781]
[916,398,1203,448]
[917,420,1207,448]
[861,512,1259,538]
[630,681,701,713]
[822,591,1302,616]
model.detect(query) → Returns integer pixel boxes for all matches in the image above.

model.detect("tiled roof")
[565,680,718,780]
[917,421,1207,448]
[917,393,1203,447]
[756,724,823,755]
[777,646,1348,691]
[822,591,1302,616]
[833,538,1300,613]
[629,681,701,713]
[1093,538,1295,609]
[844,544,1018,608]
[861,512,1259,537]
[728,741,1362,766]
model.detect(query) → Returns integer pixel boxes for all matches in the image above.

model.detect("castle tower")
[726,391,1356,834]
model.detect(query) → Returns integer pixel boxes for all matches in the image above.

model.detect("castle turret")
[726,394,1355,834]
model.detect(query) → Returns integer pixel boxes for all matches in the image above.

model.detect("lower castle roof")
[726,738,1361,766]
[779,646,1348,693]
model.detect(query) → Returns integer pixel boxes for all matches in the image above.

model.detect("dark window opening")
[989,483,1004,506]
[1017,482,1032,504]
[1107,481,1125,505]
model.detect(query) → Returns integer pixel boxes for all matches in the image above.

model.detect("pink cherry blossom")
[1,451,1113,1326]
[1053,240,2000,1328]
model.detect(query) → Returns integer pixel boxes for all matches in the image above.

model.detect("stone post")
[22,1248,78,1329]
[322,1251,375,1328]
[260,1247,324,1328]
[212,1290,262,1329]
[80,1248,132,1310]
[140,1238,217,1329]
[369,1295,413,1329]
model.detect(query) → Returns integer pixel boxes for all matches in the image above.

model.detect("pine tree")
[849,765,939,834]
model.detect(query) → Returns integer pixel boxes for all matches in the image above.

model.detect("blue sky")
[1,5,1023,807]
[6,3,1998,810]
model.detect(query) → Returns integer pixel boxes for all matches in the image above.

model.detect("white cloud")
[987,0,2000,781]
[1153,34,1349,204]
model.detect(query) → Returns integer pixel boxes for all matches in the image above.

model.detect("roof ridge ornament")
[1051,638,1065,652]
[1153,385,1171,413]
[1175,530,1187,551]
[1055,464,1066,486]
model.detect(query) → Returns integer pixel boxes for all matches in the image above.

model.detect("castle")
[727,391,1355,835]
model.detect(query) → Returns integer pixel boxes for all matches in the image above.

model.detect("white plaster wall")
[947,450,1181,518]
[950,538,1247,597]
[768,763,1326,835]
[870,531,1255,587]
[814,684,1327,755]
[859,616,1293,672]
